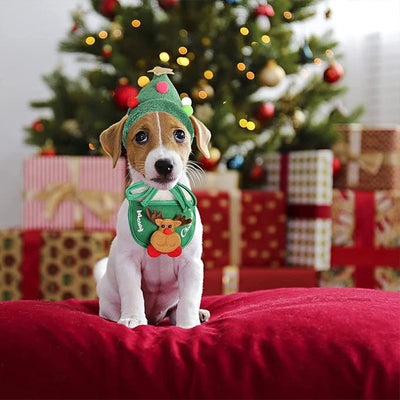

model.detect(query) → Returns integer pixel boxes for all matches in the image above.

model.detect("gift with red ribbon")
[330,189,400,288]
[261,150,333,270]
[0,229,114,301]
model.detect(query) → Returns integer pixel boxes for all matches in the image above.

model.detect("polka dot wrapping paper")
[333,125,400,191]
[0,229,114,301]
[261,150,333,271]
[23,156,126,230]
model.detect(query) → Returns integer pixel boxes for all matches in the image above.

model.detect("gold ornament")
[292,109,306,128]
[259,60,286,87]
[191,80,214,102]
[110,22,123,40]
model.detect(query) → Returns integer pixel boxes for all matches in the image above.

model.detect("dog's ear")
[190,116,211,159]
[100,115,128,168]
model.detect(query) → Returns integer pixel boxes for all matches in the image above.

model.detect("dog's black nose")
[155,159,174,176]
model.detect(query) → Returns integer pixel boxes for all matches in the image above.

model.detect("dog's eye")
[168,224,172,228]
[134,131,148,144]
[161,224,165,228]
[173,129,186,143]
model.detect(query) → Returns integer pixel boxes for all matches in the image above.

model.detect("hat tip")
[147,66,175,76]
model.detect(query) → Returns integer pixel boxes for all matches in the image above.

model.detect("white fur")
[95,150,205,329]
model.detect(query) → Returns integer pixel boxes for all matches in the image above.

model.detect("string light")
[159,52,170,62]
[179,29,188,37]
[239,119,248,128]
[118,77,129,85]
[261,35,270,43]
[178,46,188,55]
[177,57,190,66]
[325,49,334,57]
[137,76,150,87]
[98,31,108,39]
[246,121,256,131]
[204,70,214,79]
[246,71,255,80]
[201,37,211,46]
[198,90,207,99]
[89,143,96,150]
[187,52,195,61]
[283,11,292,19]
[240,27,249,36]
[314,58,322,65]
[85,36,95,45]
[131,19,141,28]
[180,92,189,99]
[222,100,227,104]
[237,62,246,71]
[251,41,258,46]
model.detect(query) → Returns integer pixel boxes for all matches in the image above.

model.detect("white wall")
[0,0,399,228]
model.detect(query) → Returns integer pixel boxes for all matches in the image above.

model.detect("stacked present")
[320,125,400,291]
[0,156,126,301]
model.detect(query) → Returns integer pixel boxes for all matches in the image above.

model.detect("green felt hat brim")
[122,99,194,148]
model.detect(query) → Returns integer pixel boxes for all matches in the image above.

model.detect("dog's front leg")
[176,261,203,328]
[116,254,148,329]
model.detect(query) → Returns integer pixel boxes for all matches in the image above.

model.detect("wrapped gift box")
[334,125,400,190]
[203,266,318,295]
[195,190,286,268]
[331,190,400,286]
[261,150,333,270]
[0,229,114,301]
[23,156,126,230]
[319,266,400,292]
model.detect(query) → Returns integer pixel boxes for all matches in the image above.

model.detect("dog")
[95,68,211,329]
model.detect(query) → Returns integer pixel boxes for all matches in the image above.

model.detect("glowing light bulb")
[204,70,214,80]
[131,19,141,28]
[237,62,246,71]
[98,31,108,39]
[240,27,249,36]
[177,57,190,66]
[247,121,256,131]
[178,46,188,55]
[314,58,322,65]
[198,91,207,99]
[261,35,270,43]
[137,76,150,87]
[239,119,248,128]
[118,77,129,85]
[89,143,96,150]
[246,71,255,80]
[283,11,292,19]
[85,36,95,45]
[159,52,170,62]
[325,49,334,57]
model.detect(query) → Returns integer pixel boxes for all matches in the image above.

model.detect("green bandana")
[126,182,197,256]
[122,68,194,149]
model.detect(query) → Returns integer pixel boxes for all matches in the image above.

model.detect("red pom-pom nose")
[164,228,172,235]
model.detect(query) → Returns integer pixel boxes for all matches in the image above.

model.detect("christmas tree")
[26,0,362,169]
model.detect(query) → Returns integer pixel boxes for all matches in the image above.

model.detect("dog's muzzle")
[154,159,174,179]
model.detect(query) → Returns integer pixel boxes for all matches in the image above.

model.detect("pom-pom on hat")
[122,66,194,148]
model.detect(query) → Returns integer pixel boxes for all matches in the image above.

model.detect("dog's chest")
[141,256,178,294]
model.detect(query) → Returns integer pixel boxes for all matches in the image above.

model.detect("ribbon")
[26,158,123,228]
[333,124,400,187]
[21,230,42,300]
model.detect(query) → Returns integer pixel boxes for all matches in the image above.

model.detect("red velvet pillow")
[0,288,399,399]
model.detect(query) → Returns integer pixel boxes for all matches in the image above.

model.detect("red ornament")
[323,62,344,84]
[158,0,178,10]
[41,140,56,157]
[253,4,275,17]
[249,164,266,183]
[112,85,139,110]
[100,0,119,18]
[32,120,44,132]
[332,156,342,176]
[198,147,221,171]
[102,45,112,58]
[256,102,275,123]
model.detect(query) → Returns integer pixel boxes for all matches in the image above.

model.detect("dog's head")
[100,69,211,190]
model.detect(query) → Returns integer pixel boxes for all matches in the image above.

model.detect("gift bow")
[333,141,384,176]
[26,158,123,227]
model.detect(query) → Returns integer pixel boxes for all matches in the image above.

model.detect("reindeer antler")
[146,208,163,223]
[174,214,192,226]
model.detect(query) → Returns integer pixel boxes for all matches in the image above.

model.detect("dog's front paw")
[118,317,147,329]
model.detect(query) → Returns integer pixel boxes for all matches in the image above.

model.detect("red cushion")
[0,288,399,399]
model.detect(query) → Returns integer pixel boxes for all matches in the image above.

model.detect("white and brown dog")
[95,69,211,329]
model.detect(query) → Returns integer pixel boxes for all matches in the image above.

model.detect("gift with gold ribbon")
[334,124,400,190]
[23,156,126,230]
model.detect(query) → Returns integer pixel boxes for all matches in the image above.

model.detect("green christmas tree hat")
[122,66,194,148]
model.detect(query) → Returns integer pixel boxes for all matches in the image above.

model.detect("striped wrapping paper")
[23,156,126,230]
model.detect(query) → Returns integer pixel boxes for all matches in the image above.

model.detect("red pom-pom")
[253,4,275,17]
[156,81,169,94]
[256,102,275,123]
[113,85,139,110]
[249,164,266,183]
[100,0,119,18]
[332,156,342,176]
[323,62,344,84]
[127,96,139,109]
